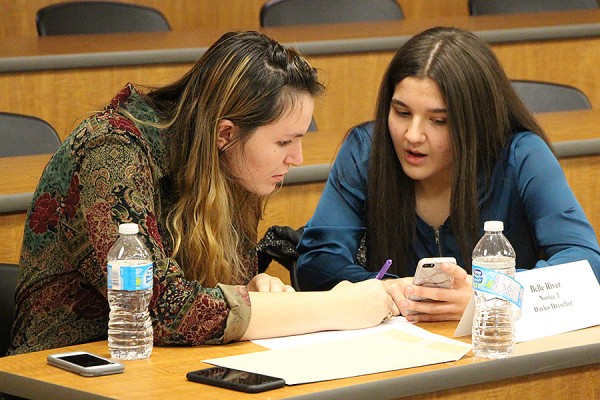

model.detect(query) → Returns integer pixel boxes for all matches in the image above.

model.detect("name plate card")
[455,260,600,342]
[514,260,600,342]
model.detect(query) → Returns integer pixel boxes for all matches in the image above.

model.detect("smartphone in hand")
[186,366,285,393]
[409,257,456,302]
[47,351,124,377]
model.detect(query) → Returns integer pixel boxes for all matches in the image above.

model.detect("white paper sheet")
[205,320,471,385]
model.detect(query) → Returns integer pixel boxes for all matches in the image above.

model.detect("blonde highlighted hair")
[144,31,324,287]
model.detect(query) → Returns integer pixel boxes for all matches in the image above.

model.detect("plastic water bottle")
[107,223,153,360]
[471,220,519,359]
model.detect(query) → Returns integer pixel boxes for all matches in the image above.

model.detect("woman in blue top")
[296,26,600,322]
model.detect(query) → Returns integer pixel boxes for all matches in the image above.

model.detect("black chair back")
[260,0,403,26]
[0,112,61,157]
[469,0,599,15]
[36,1,170,36]
[511,80,592,113]
[0,263,19,357]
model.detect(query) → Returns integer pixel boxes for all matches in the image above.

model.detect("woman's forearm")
[241,280,394,340]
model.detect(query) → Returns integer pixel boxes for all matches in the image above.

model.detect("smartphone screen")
[186,367,285,393]
[59,353,115,367]
[47,351,124,377]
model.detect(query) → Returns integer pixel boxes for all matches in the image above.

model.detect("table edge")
[286,340,600,400]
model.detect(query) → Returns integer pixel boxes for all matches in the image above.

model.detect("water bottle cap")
[483,220,504,232]
[118,223,139,235]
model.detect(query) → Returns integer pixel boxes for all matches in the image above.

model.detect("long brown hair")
[366,26,548,276]
[145,31,324,286]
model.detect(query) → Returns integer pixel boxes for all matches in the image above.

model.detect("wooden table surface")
[0,321,598,400]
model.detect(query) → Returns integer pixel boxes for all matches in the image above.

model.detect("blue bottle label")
[472,265,524,308]
[107,261,153,291]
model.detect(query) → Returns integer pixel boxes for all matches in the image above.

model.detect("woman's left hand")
[400,262,472,322]
[247,273,296,292]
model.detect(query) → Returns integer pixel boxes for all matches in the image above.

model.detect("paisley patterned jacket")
[9,84,253,355]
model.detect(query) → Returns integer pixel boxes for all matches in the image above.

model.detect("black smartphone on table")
[186,366,285,393]
[47,351,124,377]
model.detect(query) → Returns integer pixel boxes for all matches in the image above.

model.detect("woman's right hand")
[328,280,398,330]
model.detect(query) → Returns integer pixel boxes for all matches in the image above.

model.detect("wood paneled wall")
[0,0,469,39]
[1,36,599,143]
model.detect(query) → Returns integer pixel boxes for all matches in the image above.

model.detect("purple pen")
[375,259,392,280]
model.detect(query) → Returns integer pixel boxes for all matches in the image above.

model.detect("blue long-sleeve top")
[297,122,600,290]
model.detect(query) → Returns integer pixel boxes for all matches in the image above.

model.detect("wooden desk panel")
[0,323,597,399]
[494,37,600,107]
[2,111,600,270]
[2,37,599,143]
[0,1,468,40]
[404,364,599,400]
[0,213,27,265]
[0,63,194,140]
[0,154,52,266]
[559,155,600,233]
[0,0,263,40]
[2,11,598,62]
[1,11,599,141]
[0,154,52,196]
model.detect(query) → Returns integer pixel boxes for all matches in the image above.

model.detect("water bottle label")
[107,261,153,291]
[472,265,524,308]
